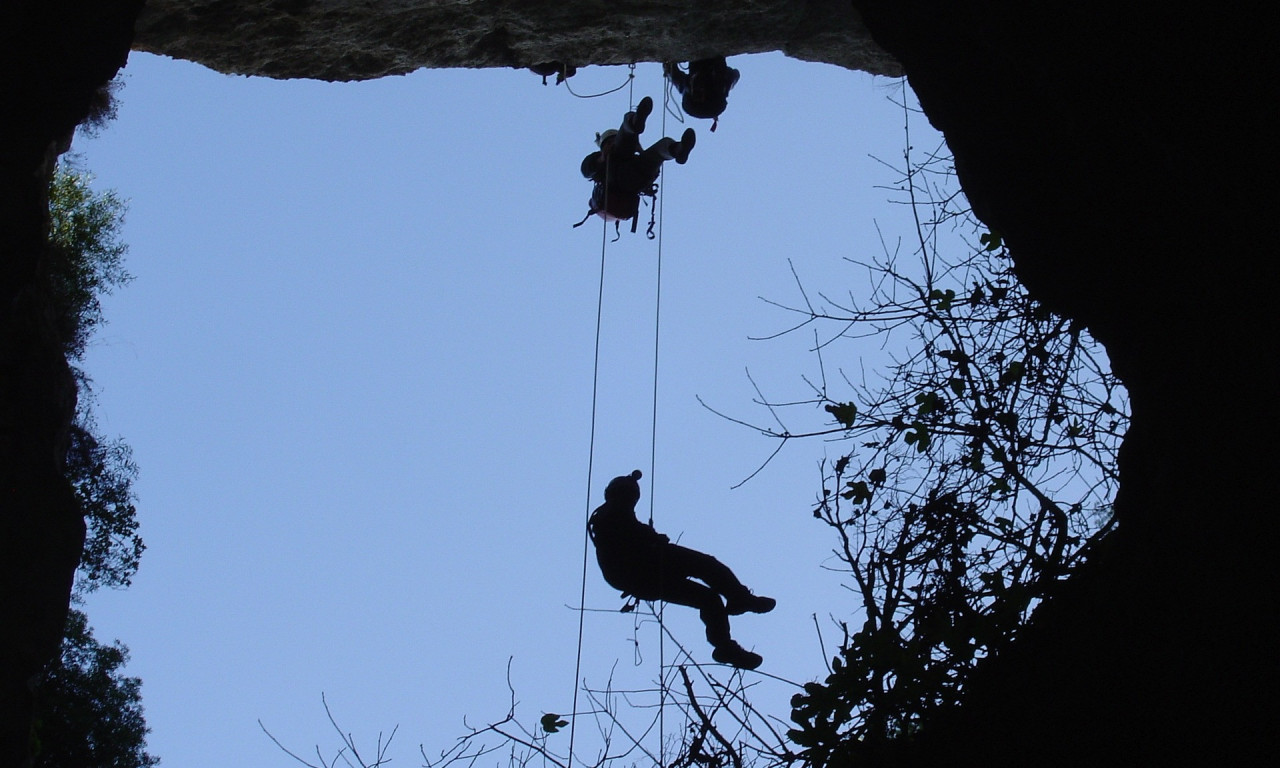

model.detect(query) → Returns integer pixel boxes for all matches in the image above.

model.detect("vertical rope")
[651,65,669,768]
[569,67,669,767]
[567,164,612,768]
[628,63,636,111]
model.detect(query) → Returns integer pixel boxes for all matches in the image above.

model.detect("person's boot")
[712,641,763,670]
[726,591,776,616]
[626,96,654,135]
[671,127,696,164]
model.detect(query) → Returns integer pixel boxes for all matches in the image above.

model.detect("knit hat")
[603,469,643,504]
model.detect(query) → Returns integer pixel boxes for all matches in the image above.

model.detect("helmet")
[595,129,618,148]
[604,470,643,504]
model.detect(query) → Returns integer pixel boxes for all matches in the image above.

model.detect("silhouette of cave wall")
[846,5,1276,765]
[2,2,1275,766]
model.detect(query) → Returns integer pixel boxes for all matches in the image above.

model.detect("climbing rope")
[567,182,612,768]
[563,63,637,101]
[651,65,670,768]
[568,64,672,768]
[663,74,687,126]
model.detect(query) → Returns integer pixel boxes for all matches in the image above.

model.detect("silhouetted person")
[588,470,775,670]
[664,58,740,131]
[529,61,576,85]
[575,96,696,233]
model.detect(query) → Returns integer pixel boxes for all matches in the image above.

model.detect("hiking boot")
[712,642,763,670]
[726,592,776,616]
[627,96,654,134]
[672,127,696,164]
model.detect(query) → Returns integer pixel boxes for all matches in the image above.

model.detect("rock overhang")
[130,0,902,81]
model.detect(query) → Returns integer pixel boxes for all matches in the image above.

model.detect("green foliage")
[67,416,143,594]
[78,77,124,139]
[39,161,154,765]
[47,164,144,594]
[47,165,130,361]
[33,610,158,768]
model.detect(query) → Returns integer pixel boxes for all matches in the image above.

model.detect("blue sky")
[74,52,941,766]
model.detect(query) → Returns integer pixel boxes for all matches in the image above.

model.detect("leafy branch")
[705,90,1128,760]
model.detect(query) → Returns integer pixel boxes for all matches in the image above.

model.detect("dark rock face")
[2,1,1275,766]
[131,0,903,80]
[2,3,144,766]
[849,3,1277,765]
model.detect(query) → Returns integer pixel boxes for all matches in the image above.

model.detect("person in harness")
[588,470,775,670]
[575,96,696,235]
[663,58,740,132]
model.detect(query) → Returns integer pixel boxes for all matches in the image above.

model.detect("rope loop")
[563,63,636,100]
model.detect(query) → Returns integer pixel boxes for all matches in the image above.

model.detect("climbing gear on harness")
[572,182,658,238]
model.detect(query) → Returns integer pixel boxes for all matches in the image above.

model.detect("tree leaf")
[824,402,859,428]
[540,713,569,734]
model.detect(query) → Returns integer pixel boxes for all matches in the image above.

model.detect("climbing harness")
[571,182,658,240]
[570,66,662,239]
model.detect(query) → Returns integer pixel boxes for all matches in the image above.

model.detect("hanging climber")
[588,470,775,670]
[663,58,740,132]
[528,61,576,85]
[574,96,696,235]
